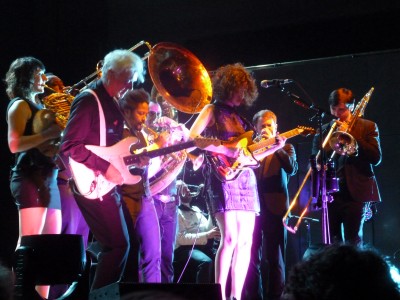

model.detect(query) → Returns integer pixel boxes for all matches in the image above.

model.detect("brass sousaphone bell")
[148,42,212,114]
[146,43,211,195]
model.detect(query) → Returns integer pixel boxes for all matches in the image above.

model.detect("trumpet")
[142,123,159,144]
[283,87,374,234]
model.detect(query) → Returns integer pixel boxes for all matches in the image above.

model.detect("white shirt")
[175,204,214,249]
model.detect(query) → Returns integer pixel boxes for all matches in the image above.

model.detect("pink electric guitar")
[210,126,315,182]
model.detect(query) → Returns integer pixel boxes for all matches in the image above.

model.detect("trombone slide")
[282,121,338,234]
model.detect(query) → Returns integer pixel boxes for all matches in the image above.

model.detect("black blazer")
[312,118,382,203]
[256,144,298,215]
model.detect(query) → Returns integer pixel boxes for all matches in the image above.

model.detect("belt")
[153,194,176,203]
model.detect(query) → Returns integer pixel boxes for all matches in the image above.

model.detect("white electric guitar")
[69,136,219,199]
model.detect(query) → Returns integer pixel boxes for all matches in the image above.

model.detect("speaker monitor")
[13,234,86,300]
[89,282,222,300]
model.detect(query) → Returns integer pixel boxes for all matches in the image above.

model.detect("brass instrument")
[144,120,204,195]
[283,87,375,234]
[144,42,211,194]
[282,122,337,234]
[187,183,205,197]
[41,92,75,128]
[69,40,152,93]
[148,42,212,113]
[176,181,205,198]
[144,122,188,195]
[66,40,211,192]
[329,87,374,156]
[32,91,75,157]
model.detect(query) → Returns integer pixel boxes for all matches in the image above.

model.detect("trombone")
[282,122,338,234]
[68,40,212,115]
[68,40,152,93]
[282,87,375,234]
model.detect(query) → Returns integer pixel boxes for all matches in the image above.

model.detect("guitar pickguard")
[209,126,315,182]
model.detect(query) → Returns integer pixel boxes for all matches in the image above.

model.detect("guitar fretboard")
[248,128,302,153]
[123,140,196,165]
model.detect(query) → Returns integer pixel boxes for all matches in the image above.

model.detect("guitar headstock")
[193,137,222,149]
[297,126,316,137]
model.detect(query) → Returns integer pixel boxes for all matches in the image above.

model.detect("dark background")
[1,0,400,273]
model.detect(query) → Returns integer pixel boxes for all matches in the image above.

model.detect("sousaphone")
[148,42,212,114]
[147,43,211,195]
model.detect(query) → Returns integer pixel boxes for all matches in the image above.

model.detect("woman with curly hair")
[189,63,285,300]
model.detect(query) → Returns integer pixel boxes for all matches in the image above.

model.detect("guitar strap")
[83,89,106,146]
[68,89,107,200]
[213,101,256,133]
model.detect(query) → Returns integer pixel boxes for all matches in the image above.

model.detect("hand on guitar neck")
[252,133,287,161]
[153,131,170,148]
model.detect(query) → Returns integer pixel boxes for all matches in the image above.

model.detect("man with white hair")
[61,49,145,290]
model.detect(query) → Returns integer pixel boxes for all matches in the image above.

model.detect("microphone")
[260,79,293,88]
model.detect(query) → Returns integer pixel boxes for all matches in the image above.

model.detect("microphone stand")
[278,85,332,245]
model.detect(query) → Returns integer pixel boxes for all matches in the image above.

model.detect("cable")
[176,210,203,283]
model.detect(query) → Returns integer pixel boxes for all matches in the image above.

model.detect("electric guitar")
[69,136,219,199]
[210,126,316,182]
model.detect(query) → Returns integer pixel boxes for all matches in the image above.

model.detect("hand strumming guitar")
[105,164,124,185]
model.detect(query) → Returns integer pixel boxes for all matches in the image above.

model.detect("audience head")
[282,244,400,300]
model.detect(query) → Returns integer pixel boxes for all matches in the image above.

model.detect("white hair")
[102,49,145,83]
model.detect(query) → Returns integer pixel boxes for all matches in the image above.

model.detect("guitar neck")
[248,128,301,153]
[124,140,195,165]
